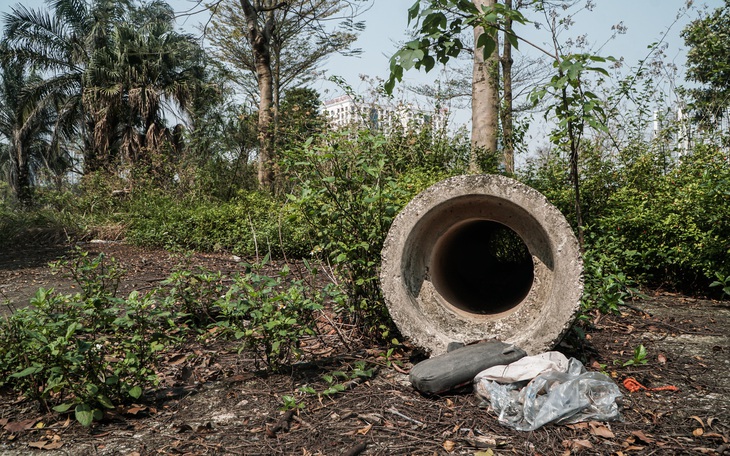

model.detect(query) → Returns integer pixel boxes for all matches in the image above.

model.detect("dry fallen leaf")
[28,440,64,450]
[572,439,593,450]
[43,440,64,450]
[631,430,655,444]
[690,416,705,428]
[443,440,455,452]
[474,450,494,456]
[563,439,593,453]
[703,433,728,443]
[693,428,704,437]
[4,418,38,433]
[567,422,589,430]
[590,422,615,439]
[356,423,372,436]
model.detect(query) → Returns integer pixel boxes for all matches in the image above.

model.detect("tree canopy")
[681,0,730,127]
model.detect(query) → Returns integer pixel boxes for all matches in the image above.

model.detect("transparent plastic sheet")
[474,357,623,431]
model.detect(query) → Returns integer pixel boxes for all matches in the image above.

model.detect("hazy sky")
[0,0,724,136]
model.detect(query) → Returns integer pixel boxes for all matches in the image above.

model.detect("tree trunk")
[471,0,500,173]
[10,130,32,206]
[241,0,275,190]
[500,0,514,174]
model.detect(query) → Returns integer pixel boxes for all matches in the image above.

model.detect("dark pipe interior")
[431,220,534,314]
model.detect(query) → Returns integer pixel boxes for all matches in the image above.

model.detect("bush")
[0,253,177,426]
[124,190,310,258]
[214,259,344,371]
[521,142,729,296]
[284,130,459,339]
[592,145,730,291]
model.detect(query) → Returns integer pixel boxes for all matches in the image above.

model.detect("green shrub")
[214,259,343,371]
[124,190,310,258]
[0,252,179,426]
[161,265,228,325]
[0,288,175,426]
[521,142,729,295]
[284,130,452,339]
[592,145,730,291]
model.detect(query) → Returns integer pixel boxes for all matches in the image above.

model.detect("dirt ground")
[0,241,728,455]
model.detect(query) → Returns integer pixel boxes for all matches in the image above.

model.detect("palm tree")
[3,0,132,173]
[0,55,59,205]
[103,1,211,166]
[3,0,211,176]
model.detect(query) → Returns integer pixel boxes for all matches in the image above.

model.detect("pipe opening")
[431,220,534,315]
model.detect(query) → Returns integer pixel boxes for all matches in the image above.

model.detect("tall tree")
[0,56,55,205]
[387,0,522,173]
[387,0,612,247]
[207,0,364,189]
[471,0,500,173]
[681,0,730,129]
[92,0,211,168]
[3,0,211,175]
[3,0,132,173]
[499,0,515,174]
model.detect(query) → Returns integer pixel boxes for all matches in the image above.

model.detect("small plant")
[162,266,227,325]
[50,248,125,299]
[0,252,179,427]
[279,395,305,411]
[215,258,340,371]
[582,248,642,314]
[298,361,375,400]
[0,288,176,426]
[710,272,730,299]
[621,344,648,367]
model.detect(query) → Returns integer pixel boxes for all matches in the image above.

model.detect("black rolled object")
[409,340,527,395]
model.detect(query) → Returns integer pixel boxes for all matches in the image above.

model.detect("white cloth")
[474,351,570,384]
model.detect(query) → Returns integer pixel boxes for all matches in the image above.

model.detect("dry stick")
[248,214,259,263]
[318,309,352,351]
[268,409,295,436]
[386,407,425,427]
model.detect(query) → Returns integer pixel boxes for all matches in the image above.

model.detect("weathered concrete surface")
[380,174,583,356]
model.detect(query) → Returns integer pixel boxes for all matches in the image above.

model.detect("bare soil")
[0,242,728,455]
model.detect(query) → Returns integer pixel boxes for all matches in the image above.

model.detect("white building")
[322,95,448,134]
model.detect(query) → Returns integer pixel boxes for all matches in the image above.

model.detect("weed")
[162,267,227,325]
[0,252,179,426]
[0,289,176,426]
[710,272,730,298]
[620,344,648,367]
[297,361,375,402]
[215,258,343,371]
[50,248,125,299]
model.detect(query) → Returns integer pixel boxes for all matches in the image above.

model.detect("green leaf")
[11,364,43,378]
[75,404,95,427]
[129,385,143,399]
[97,394,115,410]
[52,403,73,413]
[476,32,496,58]
[407,0,420,23]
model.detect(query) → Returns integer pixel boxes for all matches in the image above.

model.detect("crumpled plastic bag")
[475,351,570,384]
[474,353,622,431]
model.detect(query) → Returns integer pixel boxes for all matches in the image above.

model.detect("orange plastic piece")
[648,385,680,392]
[623,377,646,393]
[623,377,679,393]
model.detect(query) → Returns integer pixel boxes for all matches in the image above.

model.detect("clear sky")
[0,0,724,139]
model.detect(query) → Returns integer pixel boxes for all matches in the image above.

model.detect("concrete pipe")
[380,174,583,356]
